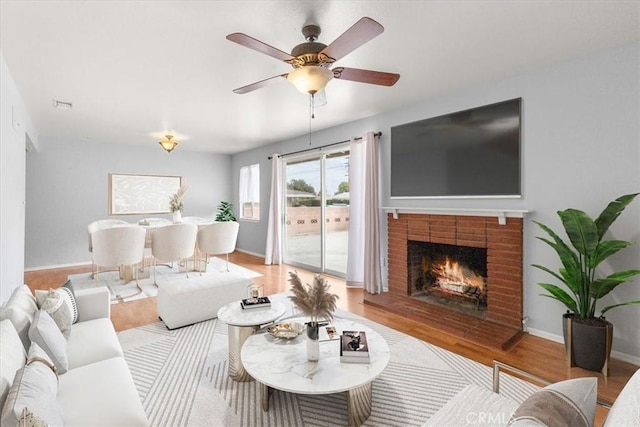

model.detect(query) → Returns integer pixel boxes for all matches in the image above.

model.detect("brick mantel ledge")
[383,207,531,225]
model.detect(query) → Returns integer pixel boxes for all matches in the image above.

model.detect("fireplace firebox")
[408,241,488,316]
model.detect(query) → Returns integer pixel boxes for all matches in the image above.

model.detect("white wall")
[0,53,38,303]
[25,138,232,268]
[231,44,640,361]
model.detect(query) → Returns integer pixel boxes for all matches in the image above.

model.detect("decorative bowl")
[267,322,305,339]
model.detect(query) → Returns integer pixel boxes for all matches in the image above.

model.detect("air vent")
[52,99,73,111]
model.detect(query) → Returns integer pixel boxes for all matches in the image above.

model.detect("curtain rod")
[267,131,382,160]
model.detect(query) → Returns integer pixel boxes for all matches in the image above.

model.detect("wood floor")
[25,251,638,426]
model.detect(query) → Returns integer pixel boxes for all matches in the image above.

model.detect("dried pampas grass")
[288,272,338,323]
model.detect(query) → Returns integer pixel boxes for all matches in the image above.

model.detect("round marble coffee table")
[241,317,390,426]
[217,300,286,382]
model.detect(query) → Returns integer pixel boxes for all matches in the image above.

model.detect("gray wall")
[26,138,232,268]
[231,44,640,361]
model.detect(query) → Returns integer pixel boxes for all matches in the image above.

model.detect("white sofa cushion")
[57,357,148,427]
[28,310,69,374]
[424,384,520,426]
[0,320,26,410]
[73,287,110,322]
[67,318,123,369]
[603,368,640,427]
[0,285,38,350]
[0,343,63,427]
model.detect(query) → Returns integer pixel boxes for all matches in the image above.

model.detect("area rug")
[117,293,539,426]
[69,257,262,303]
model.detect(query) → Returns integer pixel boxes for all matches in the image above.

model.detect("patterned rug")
[117,293,538,426]
[69,257,262,303]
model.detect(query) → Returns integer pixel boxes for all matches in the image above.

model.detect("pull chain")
[309,93,314,145]
[311,92,316,119]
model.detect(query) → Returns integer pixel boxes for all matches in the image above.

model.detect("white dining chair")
[196,221,239,273]
[151,223,198,285]
[91,226,146,288]
[87,219,129,277]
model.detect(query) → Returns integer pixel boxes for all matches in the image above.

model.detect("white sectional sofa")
[0,284,148,426]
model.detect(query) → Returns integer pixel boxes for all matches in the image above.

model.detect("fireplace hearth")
[408,241,487,316]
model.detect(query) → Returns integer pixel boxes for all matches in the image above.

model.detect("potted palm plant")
[215,201,237,222]
[533,193,640,373]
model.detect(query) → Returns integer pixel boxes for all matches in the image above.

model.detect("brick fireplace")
[364,211,525,349]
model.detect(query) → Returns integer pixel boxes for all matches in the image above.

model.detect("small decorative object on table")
[247,283,264,299]
[267,322,305,339]
[169,185,187,223]
[288,272,339,362]
[241,296,271,310]
[340,331,370,364]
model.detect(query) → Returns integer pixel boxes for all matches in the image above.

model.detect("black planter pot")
[566,316,613,374]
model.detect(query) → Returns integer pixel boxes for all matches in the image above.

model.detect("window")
[239,163,260,220]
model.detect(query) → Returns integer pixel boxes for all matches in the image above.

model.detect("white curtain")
[265,154,282,265]
[239,164,260,206]
[347,132,382,293]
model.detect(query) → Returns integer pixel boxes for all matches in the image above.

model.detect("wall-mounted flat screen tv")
[390,98,521,198]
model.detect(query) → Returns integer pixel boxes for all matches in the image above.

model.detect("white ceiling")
[1,1,638,154]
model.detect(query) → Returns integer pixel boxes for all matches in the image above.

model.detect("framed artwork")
[109,173,181,215]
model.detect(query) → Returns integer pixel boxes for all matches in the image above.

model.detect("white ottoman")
[157,273,251,329]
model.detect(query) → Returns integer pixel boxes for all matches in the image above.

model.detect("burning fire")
[432,257,485,294]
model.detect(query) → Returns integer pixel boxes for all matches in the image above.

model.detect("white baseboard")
[235,248,265,259]
[527,327,640,366]
[24,261,91,272]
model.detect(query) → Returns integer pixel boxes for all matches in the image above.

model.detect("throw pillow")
[0,320,27,412]
[17,407,48,427]
[0,285,38,351]
[39,290,72,340]
[35,280,78,325]
[26,342,58,379]
[27,311,68,374]
[60,280,78,323]
[0,343,63,427]
[509,377,597,427]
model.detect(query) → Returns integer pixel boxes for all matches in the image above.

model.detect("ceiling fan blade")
[233,74,289,94]
[320,17,384,62]
[332,67,400,86]
[226,33,294,62]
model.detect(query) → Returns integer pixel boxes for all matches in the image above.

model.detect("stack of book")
[340,330,370,364]
[319,325,339,342]
[240,296,271,310]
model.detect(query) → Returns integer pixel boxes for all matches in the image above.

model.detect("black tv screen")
[390,98,521,198]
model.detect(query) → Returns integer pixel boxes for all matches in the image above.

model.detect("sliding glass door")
[283,149,350,277]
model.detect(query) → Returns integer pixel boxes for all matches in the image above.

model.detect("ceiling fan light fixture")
[287,66,333,94]
[158,134,179,153]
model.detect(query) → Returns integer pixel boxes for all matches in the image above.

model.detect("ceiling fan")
[226,17,400,98]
